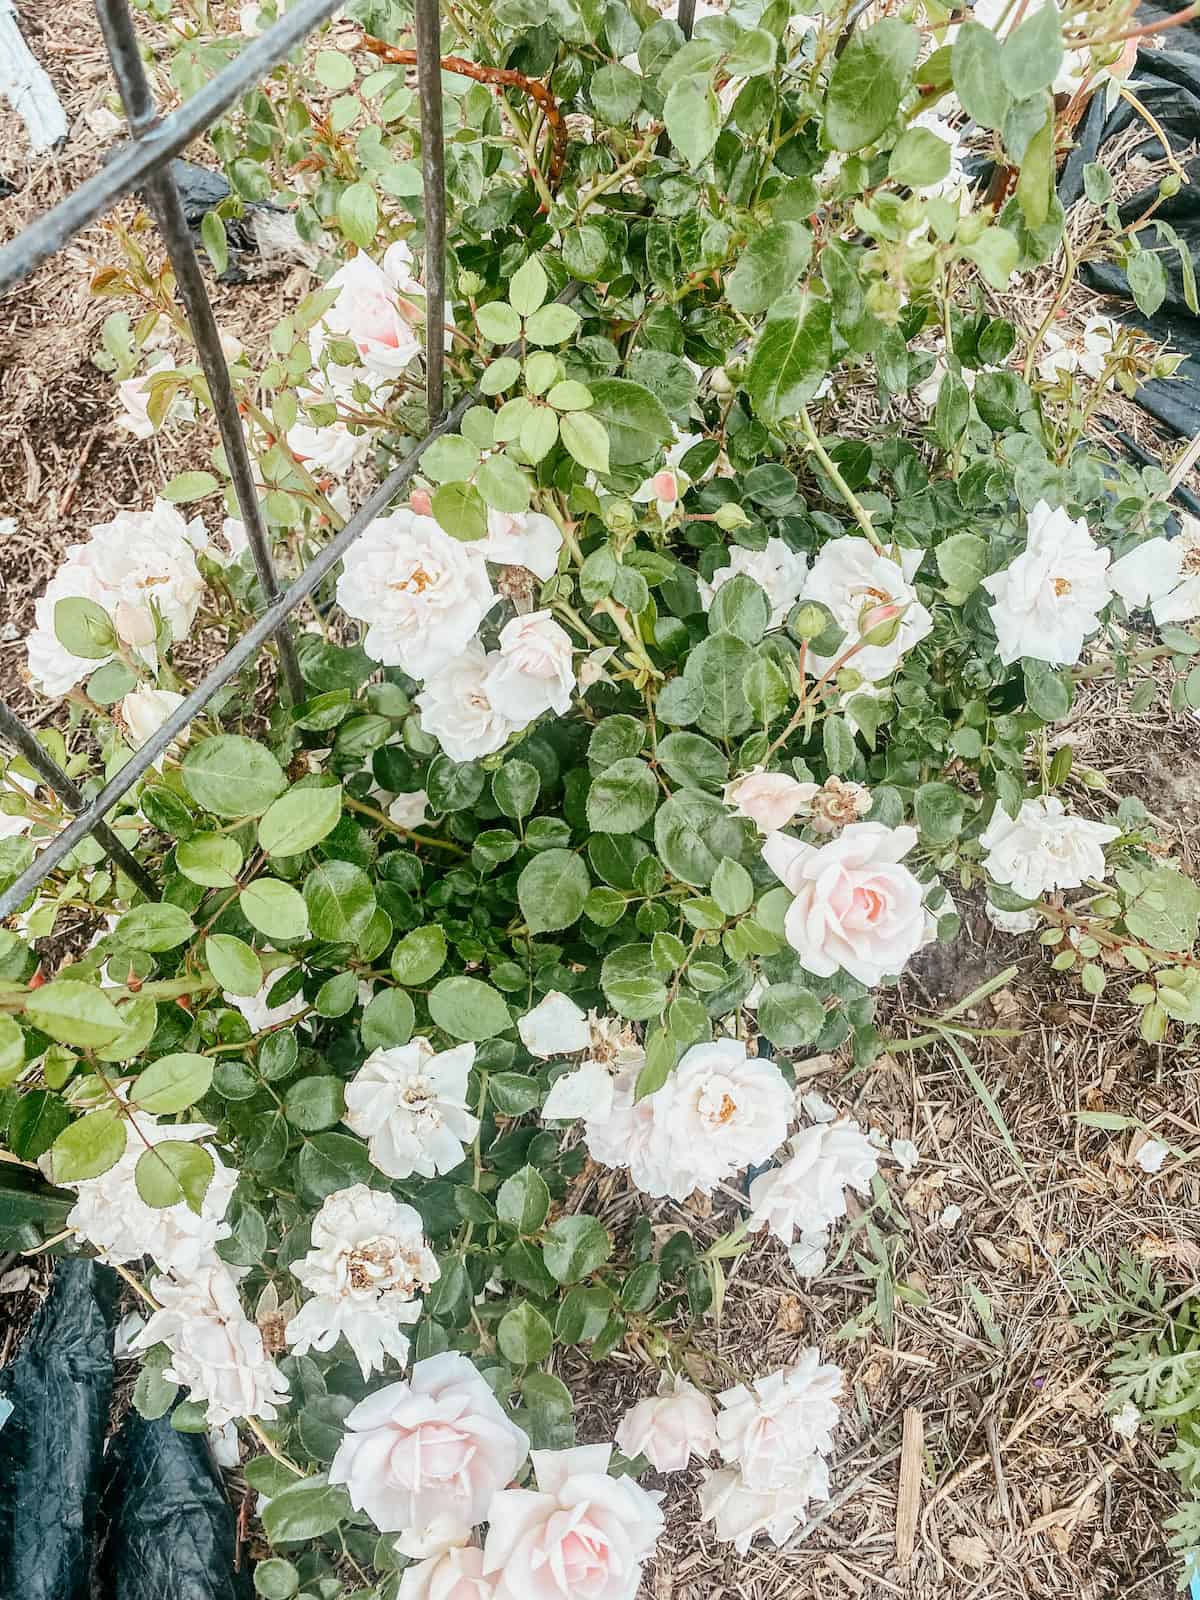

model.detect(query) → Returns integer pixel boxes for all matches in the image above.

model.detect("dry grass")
[3,11,1200,1599]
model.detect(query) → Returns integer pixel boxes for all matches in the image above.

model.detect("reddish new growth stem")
[359,35,568,192]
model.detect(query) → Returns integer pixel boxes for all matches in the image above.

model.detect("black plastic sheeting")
[1059,45,1200,440]
[0,1258,120,1600]
[97,1411,253,1600]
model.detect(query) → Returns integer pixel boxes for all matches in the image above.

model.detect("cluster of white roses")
[335,504,575,762]
[329,1351,664,1600]
[518,991,879,1270]
[59,1109,290,1426]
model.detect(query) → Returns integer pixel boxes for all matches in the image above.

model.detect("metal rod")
[0,0,342,297]
[676,0,697,38]
[0,699,158,902]
[0,285,581,922]
[413,0,446,421]
[94,0,304,704]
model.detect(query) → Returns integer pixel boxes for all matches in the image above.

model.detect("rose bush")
[6,0,1200,1588]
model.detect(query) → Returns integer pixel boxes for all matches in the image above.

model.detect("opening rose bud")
[653,471,679,501]
[858,600,907,648]
[409,488,433,516]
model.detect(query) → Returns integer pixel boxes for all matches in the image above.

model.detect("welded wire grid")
[0,0,462,919]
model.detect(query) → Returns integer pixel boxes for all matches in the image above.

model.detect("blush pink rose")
[724,769,816,834]
[762,822,928,987]
[398,1545,496,1600]
[482,1444,663,1600]
[615,1375,717,1472]
[328,1352,529,1536]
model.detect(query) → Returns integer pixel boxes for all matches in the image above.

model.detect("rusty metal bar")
[413,0,447,420]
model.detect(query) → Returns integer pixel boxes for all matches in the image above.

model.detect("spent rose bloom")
[485,611,576,723]
[803,775,873,834]
[63,1109,236,1276]
[398,1546,496,1600]
[27,503,210,696]
[517,990,590,1058]
[336,510,497,678]
[800,537,933,683]
[482,1444,664,1600]
[417,642,516,763]
[475,508,563,582]
[699,536,808,630]
[329,1352,530,1536]
[979,795,1120,899]
[762,822,930,987]
[131,1263,289,1426]
[313,240,424,384]
[983,501,1113,667]
[716,1354,843,1489]
[587,1038,792,1201]
[519,993,643,1124]
[120,687,186,754]
[344,1037,481,1181]
[748,1121,878,1246]
[615,1375,718,1472]
[724,769,815,834]
[1037,314,1121,387]
[699,1460,830,1553]
[285,1184,439,1378]
[1109,519,1200,626]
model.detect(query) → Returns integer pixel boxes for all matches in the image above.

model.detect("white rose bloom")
[801,537,933,683]
[983,501,1112,667]
[589,1038,792,1202]
[313,240,424,384]
[716,1353,843,1489]
[1110,520,1200,626]
[615,1374,718,1473]
[984,901,1042,935]
[475,508,563,581]
[517,990,590,1058]
[416,642,515,763]
[224,970,307,1032]
[344,1037,481,1181]
[336,510,497,678]
[131,1263,289,1426]
[286,1184,439,1378]
[762,823,929,987]
[485,611,576,724]
[699,537,809,630]
[120,687,186,755]
[748,1121,878,1245]
[64,1110,236,1277]
[330,1352,530,1537]
[1037,314,1121,386]
[724,770,816,835]
[699,1460,830,1553]
[287,410,370,477]
[116,351,193,438]
[27,503,209,696]
[980,795,1120,898]
[389,790,430,830]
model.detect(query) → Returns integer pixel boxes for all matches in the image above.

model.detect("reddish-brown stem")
[359,36,568,192]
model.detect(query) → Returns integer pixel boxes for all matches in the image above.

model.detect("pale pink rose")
[398,1545,495,1600]
[316,242,424,380]
[482,1444,663,1600]
[484,611,575,723]
[724,769,816,834]
[762,822,928,987]
[329,1352,529,1536]
[410,488,434,517]
[615,1375,717,1472]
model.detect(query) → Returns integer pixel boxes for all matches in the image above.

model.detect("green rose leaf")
[50,1108,126,1184]
[134,1140,215,1215]
[240,878,310,941]
[205,934,263,998]
[428,976,511,1041]
[497,1165,552,1234]
[116,903,196,952]
[746,294,834,426]
[183,736,287,819]
[586,759,659,835]
[497,1300,553,1365]
[258,786,343,858]
[726,221,813,316]
[543,1215,612,1283]
[518,849,590,934]
[585,379,673,466]
[391,925,448,985]
[824,18,920,152]
[26,981,124,1048]
[131,1052,214,1114]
